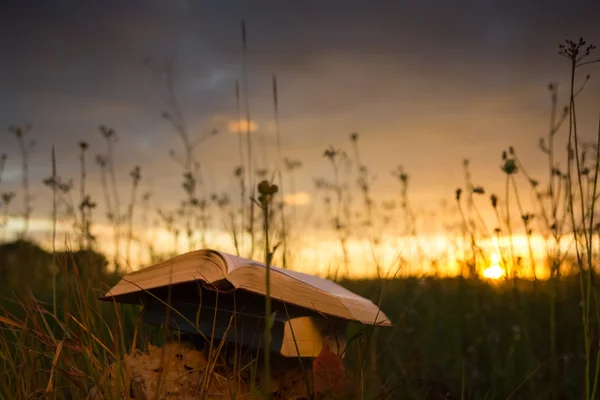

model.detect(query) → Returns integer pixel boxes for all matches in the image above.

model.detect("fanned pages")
[101,248,391,326]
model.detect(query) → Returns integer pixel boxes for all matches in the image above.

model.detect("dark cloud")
[0,0,599,223]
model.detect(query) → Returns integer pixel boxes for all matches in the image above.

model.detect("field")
[1,36,600,399]
[0,242,594,399]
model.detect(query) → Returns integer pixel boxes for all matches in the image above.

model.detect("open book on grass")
[101,249,391,327]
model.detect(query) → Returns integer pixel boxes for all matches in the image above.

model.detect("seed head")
[490,194,498,208]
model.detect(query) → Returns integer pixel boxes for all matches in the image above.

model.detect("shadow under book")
[141,289,347,358]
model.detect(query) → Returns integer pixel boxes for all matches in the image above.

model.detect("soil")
[86,340,312,400]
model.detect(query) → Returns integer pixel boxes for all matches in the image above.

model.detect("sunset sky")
[1,1,600,276]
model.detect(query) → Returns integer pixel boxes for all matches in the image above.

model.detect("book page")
[272,267,389,325]
[215,250,369,303]
[280,316,347,357]
[102,249,226,300]
[225,263,391,326]
[215,251,266,273]
[273,266,373,303]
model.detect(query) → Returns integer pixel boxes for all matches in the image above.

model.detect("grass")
[0,36,600,399]
[0,254,594,399]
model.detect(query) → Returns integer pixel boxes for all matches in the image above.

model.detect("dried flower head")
[234,166,244,178]
[257,180,278,206]
[323,146,339,161]
[1,192,15,205]
[284,157,302,171]
[130,166,142,183]
[501,159,518,175]
[99,125,117,140]
[529,178,539,188]
[490,194,498,208]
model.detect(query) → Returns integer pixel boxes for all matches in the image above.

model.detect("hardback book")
[141,293,348,358]
[101,248,391,327]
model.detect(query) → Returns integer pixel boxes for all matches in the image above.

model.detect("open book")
[101,249,391,327]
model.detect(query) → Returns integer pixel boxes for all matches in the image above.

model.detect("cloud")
[284,191,311,206]
[228,119,259,134]
[1,0,599,225]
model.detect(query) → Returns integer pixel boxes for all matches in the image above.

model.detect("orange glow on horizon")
[3,216,574,280]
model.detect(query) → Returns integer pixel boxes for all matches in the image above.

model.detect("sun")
[483,252,505,280]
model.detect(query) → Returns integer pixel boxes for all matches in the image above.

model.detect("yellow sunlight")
[483,252,505,280]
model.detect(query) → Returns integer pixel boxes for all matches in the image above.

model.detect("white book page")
[215,251,265,273]
[273,266,373,303]
[215,250,374,305]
